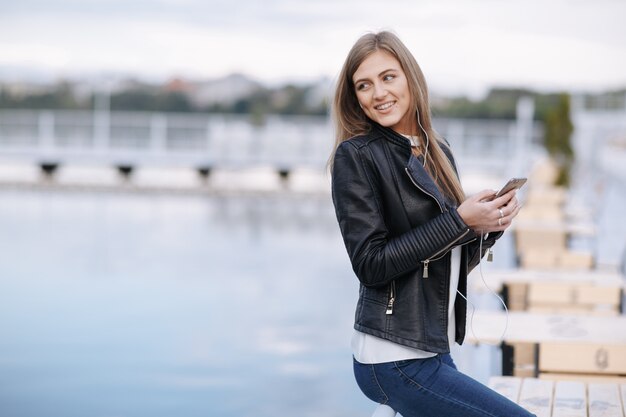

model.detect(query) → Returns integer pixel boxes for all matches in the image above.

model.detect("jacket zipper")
[405,167,472,278]
[421,229,471,277]
[404,167,443,213]
[386,280,396,315]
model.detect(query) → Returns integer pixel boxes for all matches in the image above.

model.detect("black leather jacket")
[331,123,501,353]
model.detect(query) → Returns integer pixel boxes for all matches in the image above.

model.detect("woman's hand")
[456,189,521,234]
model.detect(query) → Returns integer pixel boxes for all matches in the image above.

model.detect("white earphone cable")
[416,109,429,167]
[415,107,507,344]
[455,231,509,346]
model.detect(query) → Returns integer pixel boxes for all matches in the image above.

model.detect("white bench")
[465,311,626,378]
[372,404,397,416]
[488,376,626,417]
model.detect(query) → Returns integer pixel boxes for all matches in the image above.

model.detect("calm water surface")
[0,190,367,417]
[0,174,624,417]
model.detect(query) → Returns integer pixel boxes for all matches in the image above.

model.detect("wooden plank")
[488,376,522,403]
[528,282,576,304]
[528,305,595,315]
[520,249,561,269]
[540,343,626,375]
[506,283,528,311]
[510,343,538,377]
[514,343,536,367]
[515,227,567,251]
[540,373,626,384]
[588,383,623,417]
[577,286,622,307]
[552,381,587,417]
[466,311,626,346]
[558,251,594,269]
[517,206,564,222]
[527,283,621,308]
[468,268,625,294]
[528,305,619,317]
[525,188,567,205]
[512,220,595,237]
[514,367,537,378]
[518,378,554,417]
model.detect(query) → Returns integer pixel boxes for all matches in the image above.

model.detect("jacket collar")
[371,122,412,149]
[371,122,450,209]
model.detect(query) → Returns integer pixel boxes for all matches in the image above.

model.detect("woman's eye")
[383,74,395,82]
[356,82,370,91]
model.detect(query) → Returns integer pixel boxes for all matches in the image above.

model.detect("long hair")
[329,31,466,205]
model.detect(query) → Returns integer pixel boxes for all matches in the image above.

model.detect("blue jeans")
[354,354,536,417]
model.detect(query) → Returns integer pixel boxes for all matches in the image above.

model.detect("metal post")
[93,87,110,152]
[512,97,534,177]
[151,113,167,156]
[39,111,55,153]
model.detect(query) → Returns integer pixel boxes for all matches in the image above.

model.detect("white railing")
[0,99,541,177]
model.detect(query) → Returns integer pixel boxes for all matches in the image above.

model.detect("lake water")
[0,159,625,417]
[0,190,374,417]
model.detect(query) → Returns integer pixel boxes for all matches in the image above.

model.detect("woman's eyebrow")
[353,68,397,85]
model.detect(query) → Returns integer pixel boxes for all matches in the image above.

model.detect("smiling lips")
[374,101,396,111]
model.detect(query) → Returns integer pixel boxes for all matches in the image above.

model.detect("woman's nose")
[373,82,387,100]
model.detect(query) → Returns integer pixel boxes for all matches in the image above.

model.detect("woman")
[330,31,532,417]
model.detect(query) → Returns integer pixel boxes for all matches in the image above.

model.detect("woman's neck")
[399,132,421,148]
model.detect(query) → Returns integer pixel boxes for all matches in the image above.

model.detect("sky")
[1,0,625,96]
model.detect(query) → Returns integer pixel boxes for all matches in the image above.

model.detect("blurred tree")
[543,93,574,186]
[0,83,85,109]
[111,89,156,111]
[273,85,308,115]
[156,92,193,112]
[432,88,565,120]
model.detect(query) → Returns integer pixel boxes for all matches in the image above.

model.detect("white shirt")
[352,246,462,363]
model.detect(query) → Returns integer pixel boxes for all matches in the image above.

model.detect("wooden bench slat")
[540,373,626,384]
[588,383,623,417]
[552,381,587,417]
[518,378,554,417]
[539,343,626,375]
[489,376,626,416]
[488,376,522,403]
[529,305,620,316]
[466,311,626,346]
[527,283,622,308]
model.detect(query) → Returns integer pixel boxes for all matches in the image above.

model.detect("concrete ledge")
[55,166,121,186]
[0,161,41,183]
[132,167,203,189]
[210,166,284,192]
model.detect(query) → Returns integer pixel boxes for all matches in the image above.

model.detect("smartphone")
[494,177,527,198]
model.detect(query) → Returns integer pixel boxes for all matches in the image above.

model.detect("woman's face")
[352,50,413,135]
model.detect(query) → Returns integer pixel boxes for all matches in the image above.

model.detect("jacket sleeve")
[331,141,471,288]
[466,231,503,273]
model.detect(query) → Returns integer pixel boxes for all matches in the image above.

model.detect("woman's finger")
[502,197,518,216]
[490,189,516,208]
[502,203,522,224]
[472,189,498,202]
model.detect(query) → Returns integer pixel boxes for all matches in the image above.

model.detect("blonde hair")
[329,31,465,205]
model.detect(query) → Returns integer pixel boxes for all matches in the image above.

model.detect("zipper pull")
[487,248,493,262]
[386,297,395,315]
[423,260,429,278]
